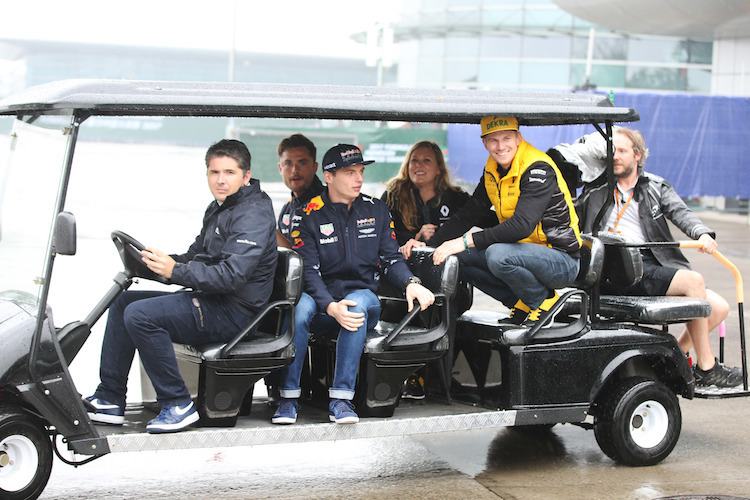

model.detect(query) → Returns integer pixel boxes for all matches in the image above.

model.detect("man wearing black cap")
[272,144,435,425]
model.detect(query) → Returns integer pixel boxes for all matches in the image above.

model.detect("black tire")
[0,407,53,500]
[593,377,681,466]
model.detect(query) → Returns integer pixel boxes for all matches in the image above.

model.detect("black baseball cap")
[322,144,375,172]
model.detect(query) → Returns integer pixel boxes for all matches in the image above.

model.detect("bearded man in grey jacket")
[576,127,741,388]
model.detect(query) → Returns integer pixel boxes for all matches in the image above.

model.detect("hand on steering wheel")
[110,230,170,284]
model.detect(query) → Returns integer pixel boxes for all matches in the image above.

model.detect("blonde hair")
[383,141,461,232]
[615,127,649,167]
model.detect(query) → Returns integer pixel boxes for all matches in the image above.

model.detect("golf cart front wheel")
[594,377,681,466]
[0,406,53,500]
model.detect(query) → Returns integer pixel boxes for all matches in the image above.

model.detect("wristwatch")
[405,276,422,287]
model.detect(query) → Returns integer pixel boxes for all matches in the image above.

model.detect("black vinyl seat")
[307,247,460,417]
[171,247,303,426]
[594,232,711,325]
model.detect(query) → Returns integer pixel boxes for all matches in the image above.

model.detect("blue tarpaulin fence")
[447,93,750,198]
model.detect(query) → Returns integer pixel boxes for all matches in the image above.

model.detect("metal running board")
[100,401,518,454]
[693,385,750,399]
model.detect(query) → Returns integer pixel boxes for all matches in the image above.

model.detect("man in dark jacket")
[276,133,325,247]
[576,127,741,388]
[272,144,435,425]
[429,116,581,325]
[86,139,278,432]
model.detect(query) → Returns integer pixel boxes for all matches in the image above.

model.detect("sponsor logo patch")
[357,217,376,227]
[320,236,339,244]
[319,223,334,236]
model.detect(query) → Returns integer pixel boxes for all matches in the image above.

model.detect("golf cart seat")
[557,233,711,324]
[171,247,303,426]
[307,248,459,417]
[595,233,712,325]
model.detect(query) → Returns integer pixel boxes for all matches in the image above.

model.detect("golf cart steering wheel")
[111,230,170,284]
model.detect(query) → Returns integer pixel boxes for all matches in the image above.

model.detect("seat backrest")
[405,247,459,298]
[597,232,643,289]
[571,234,604,288]
[273,247,304,304]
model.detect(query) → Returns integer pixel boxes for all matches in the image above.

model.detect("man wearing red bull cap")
[273,144,435,425]
[429,117,582,325]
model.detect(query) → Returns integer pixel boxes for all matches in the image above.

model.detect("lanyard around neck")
[611,189,635,231]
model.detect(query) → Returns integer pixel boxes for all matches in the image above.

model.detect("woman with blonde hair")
[382,140,469,258]
[381,140,468,399]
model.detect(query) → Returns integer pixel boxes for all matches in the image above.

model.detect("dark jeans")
[94,290,253,409]
[459,242,580,309]
[279,290,381,401]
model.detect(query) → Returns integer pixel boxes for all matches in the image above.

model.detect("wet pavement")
[39,211,750,499]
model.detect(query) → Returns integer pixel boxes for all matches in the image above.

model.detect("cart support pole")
[678,241,748,390]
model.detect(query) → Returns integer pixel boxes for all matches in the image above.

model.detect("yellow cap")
[480,116,519,137]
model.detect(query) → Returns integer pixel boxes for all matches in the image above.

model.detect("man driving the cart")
[428,116,582,326]
[575,127,742,388]
[85,139,278,433]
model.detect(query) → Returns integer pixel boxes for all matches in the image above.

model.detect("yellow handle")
[678,241,744,304]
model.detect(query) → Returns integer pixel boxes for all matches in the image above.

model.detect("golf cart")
[0,80,746,499]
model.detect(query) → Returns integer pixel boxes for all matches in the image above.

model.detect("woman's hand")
[415,223,438,242]
[399,238,426,259]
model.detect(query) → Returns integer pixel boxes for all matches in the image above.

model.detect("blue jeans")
[94,290,254,409]
[459,242,580,310]
[279,289,380,401]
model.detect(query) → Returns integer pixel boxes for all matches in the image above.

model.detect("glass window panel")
[445,59,478,83]
[687,41,713,64]
[521,35,572,59]
[626,66,687,91]
[448,9,482,26]
[446,36,479,57]
[571,35,591,59]
[594,37,627,60]
[590,64,627,88]
[480,35,521,58]
[420,9,447,26]
[520,61,570,86]
[628,38,687,64]
[523,9,570,29]
[420,38,446,58]
[479,60,520,86]
[417,59,444,85]
[571,63,626,89]
[687,67,711,93]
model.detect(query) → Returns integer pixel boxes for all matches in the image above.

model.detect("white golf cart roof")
[0,79,639,126]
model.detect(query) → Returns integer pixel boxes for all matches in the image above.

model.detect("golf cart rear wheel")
[594,377,681,466]
[0,406,53,500]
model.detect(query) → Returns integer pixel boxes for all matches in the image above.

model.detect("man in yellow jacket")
[429,116,581,325]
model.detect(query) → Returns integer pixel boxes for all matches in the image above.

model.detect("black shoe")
[402,374,426,400]
[523,291,560,326]
[694,358,743,388]
[506,300,530,325]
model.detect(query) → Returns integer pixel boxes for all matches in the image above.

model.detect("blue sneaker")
[146,401,199,434]
[272,398,300,424]
[328,398,359,424]
[84,396,124,425]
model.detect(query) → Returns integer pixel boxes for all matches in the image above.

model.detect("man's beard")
[615,162,636,178]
